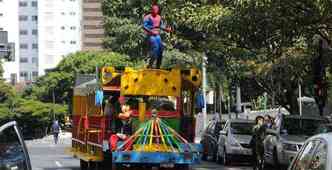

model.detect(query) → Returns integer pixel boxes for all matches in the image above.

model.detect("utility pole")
[235,85,241,118]
[299,83,302,117]
[202,52,208,129]
[52,88,56,120]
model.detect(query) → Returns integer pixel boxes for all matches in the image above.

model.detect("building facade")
[38,0,82,75]
[1,0,101,84]
[0,0,20,84]
[18,0,39,82]
[81,0,104,51]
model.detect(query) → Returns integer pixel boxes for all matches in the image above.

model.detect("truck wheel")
[80,160,88,170]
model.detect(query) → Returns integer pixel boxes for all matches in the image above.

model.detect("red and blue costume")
[143,5,171,69]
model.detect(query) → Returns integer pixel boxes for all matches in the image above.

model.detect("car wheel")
[222,147,229,165]
[273,148,280,166]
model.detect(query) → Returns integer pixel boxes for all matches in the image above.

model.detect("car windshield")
[230,122,254,135]
[282,118,326,136]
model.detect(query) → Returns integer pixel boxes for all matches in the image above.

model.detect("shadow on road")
[43,167,80,170]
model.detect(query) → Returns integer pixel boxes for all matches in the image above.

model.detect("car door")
[0,121,32,170]
[289,139,327,170]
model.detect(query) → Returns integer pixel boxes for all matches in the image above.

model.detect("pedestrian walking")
[251,116,266,170]
[51,120,61,144]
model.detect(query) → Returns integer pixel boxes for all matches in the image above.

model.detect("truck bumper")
[112,151,201,165]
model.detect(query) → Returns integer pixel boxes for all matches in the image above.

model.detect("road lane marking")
[55,161,63,167]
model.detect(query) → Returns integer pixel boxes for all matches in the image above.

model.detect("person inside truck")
[109,97,133,151]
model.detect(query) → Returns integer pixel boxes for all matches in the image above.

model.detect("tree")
[100,0,332,114]
[24,51,137,104]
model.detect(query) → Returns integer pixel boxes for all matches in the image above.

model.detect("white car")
[288,133,332,170]
[216,119,255,165]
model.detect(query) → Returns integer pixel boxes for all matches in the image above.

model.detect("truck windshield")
[230,122,255,135]
[282,118,326,136]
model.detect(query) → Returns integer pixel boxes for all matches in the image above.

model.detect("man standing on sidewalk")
[51,120,61,144]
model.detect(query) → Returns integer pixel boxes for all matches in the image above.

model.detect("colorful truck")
[70,67,202,170]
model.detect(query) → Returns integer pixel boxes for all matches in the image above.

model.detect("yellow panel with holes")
[121,68,181,97]
[101,67,120,85]
[182,68,202,88]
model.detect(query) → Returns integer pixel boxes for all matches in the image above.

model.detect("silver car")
[264,115,327,166]
[216,119,255,165]
[288,133,332,170]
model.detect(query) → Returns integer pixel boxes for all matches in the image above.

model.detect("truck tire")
[80,160,88,170]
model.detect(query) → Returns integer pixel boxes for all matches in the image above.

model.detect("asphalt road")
[26,133,253,170]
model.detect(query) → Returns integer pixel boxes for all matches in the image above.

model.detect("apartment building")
[81,0,104,51]
[38,0,82,75]
[18,0,39,82]
[0,0,20,84]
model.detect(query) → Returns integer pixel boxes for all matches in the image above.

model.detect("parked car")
[200,120,226,161]
[264,115,328,167]
[216,119,255,165]
[288,133,331,170]
[0,121,31,170]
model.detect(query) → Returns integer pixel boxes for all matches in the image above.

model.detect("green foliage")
[24,51,136,104]
[101,0,332,113]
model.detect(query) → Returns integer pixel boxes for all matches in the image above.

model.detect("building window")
[32,29,38,35]
[70,41,77,44]
[19,29,28,35]
[32,57,38,63]
[70,26,76,30]
[32,71,38,77]
[61,26,65,30]
[32,43,38,49]
[61,12,65,15]
[31,1,37,7]
[20,71,28,80]
[19,15,28,21]
[70,0,75,1]
[19,1,28,7]
[20,43,28,49]
[69,12,76,16]
[0,13,3,17]
[31,16,38,21]
[0,28,3,31]
[20,57,28,63]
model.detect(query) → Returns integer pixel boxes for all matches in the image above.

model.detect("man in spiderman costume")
[143,4,172,69]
